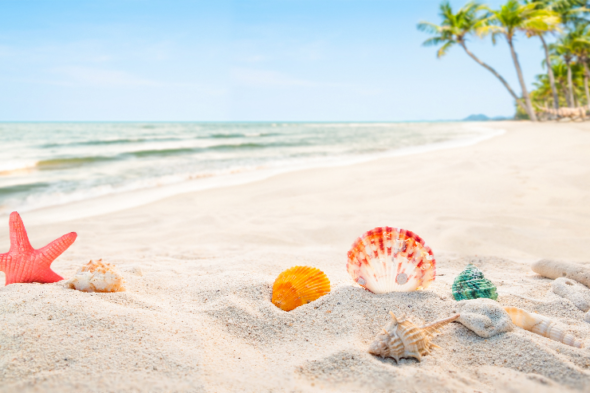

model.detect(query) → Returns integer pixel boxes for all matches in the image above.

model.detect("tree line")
[418,0,589,121]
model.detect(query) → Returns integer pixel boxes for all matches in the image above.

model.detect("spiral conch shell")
[347,227,436,293]
[368,312,459,362]
[504,307,584,348]
[452,264,497,301]
[271,266,330,311]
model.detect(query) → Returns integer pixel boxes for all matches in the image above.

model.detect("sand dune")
[1,121,590,392]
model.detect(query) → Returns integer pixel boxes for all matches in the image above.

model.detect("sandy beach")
[1,121,590,392]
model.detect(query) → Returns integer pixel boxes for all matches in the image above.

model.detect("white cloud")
[52,66,161,87]
[229,67,383,97]
[241,54,268,63]
[45,67,229,97]
[231,68,316,87]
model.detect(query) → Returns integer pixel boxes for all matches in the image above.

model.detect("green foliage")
[551,30,576,63]
[418,0,589,119]
[480,0,561,41]
[533,61,587,105]
[417,1,487,57]
[536,10,590,108]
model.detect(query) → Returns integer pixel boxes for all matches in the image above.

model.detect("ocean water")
[0,122,502,218]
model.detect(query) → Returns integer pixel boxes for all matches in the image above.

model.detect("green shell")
[452,264,498,301]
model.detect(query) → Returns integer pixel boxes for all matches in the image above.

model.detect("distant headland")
[463,114,513,121]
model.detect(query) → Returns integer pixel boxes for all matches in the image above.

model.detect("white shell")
[531,259,590,287]
[504,307,584,348]
[552,277,590,312]
[64,259,125,293]
[456,298,514,338]
[347,227,435,293]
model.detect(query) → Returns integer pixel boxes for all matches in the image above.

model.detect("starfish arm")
[9,212,33,253]
[34,268,64,284]
[0,253,9,272]
[37,232,77,265]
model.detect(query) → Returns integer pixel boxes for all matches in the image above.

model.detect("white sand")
[1,121,590,392]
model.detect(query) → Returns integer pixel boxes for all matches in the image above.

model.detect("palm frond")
[417,21,442,34]
[437,41,456,58]
[422,36,448,47]
[476,24,504,38]
[416,0,487,58]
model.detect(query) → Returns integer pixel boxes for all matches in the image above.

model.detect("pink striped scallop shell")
[347,227,435,293]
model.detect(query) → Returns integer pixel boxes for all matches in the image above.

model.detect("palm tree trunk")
[539,35,559,112]
[459,41,527,113]
[583,61,590,109]
[507,37,537,121]
[566,60,574,107]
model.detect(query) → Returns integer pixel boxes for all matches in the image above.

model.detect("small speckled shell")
[452,264,497,301]
[347,227,435,293]
[64,259,125,293]
[271,266,330,311]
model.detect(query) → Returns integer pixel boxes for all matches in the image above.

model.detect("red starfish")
[0,212,77,285]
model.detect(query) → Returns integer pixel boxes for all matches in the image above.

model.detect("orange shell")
[271,266,330,311]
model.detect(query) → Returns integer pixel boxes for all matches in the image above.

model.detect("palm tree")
[481,0,561,121]
[550,0,589,26]
[533,61,585,106]
[537,29,562,112]
[569,23,590,107]
[417,1,527,114]
[529,60,587,120]
[551,33,577,106]
[546,0,590,109]
[524,0,563,112]
[544,61,571,104]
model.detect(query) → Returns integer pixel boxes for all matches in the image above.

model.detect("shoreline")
[1,122,505,225]
[4,120,589,261]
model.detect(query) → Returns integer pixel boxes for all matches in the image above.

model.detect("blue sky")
[0,0,553,121]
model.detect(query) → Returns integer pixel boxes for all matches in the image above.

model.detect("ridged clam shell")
[271,266,330,311]
[347,227,435,293]
[504,306,584,348]
[452,264,497,301]
[369,311,459,362]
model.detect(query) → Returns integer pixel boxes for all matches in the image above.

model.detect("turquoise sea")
[0,122,502,217]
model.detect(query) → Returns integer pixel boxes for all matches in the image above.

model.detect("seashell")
[271,266,330,311]
[504,306,584,348]
[63,259,125,293]
[346,227,435,293]
[552,277,590,312]
[456,298,513,338]
[452,264,497,301]
[369,311,459,362]
[531,259,590,287]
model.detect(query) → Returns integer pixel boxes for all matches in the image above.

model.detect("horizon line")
[0,119,511,123]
